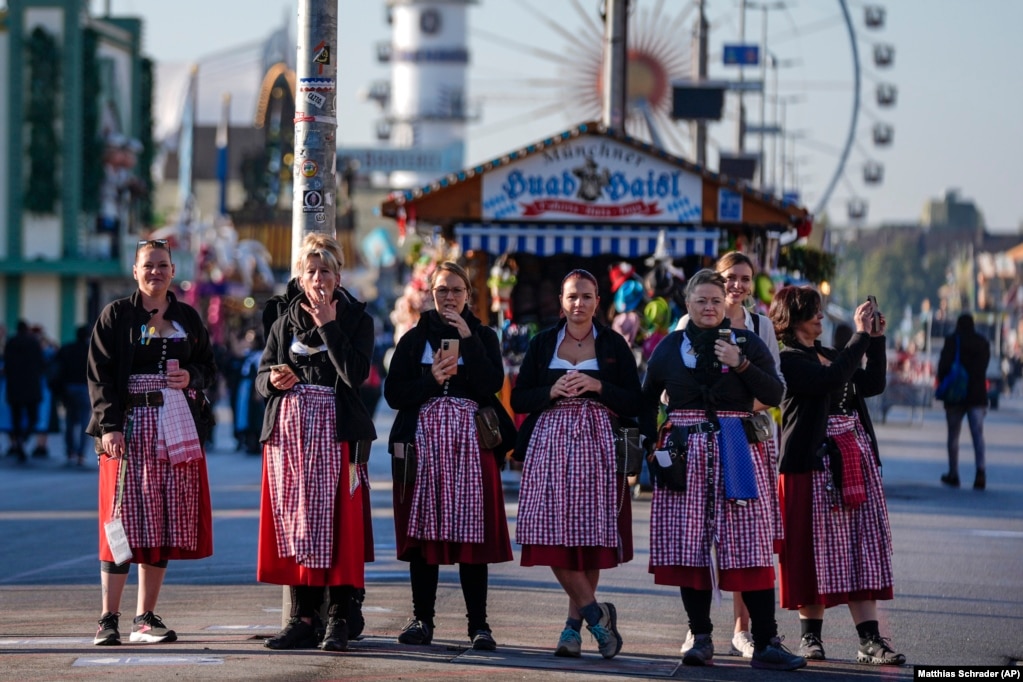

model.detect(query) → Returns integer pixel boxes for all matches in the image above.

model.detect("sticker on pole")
[303,190,324,213]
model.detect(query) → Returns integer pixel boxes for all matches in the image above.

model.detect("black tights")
[290,585,355,620]
[681,587,778,649]
[409,552,490,636]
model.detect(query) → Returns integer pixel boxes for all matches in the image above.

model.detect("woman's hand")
[301,287,336,327]
[270,365,299,391]
[440,309,471,339]
[165,366,190,390]
[714,339,744,368]
[550,371,600,399]
[853,301,873,334]
[432,349,457,384]
[102,431,126,459]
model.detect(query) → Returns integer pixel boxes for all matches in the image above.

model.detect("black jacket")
[777,332,886,473]
[384,308,516,460]
[256,287,377,444]
[937,330,990,408]
[640,328,782,443]
[511,319,642,461]
[87,290,217,437]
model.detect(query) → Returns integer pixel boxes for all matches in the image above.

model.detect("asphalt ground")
[1,393,1021,681]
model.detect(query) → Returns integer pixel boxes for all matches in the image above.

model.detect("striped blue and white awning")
[456,224,720,258]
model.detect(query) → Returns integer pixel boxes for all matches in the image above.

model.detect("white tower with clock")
[379,0,476,188]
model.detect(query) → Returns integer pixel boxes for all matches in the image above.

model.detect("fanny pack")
[741,412,773,443]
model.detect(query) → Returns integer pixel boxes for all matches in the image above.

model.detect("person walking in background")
[937,313,991,490]
[4,320,45,462]
[639,269,804,671]
[87,238,217,646]
[511,269,640,660]
[769,287,904,666]
[674,251,785,660]
[255,234,377,653]
[384,261,515,651]
[54,325,93,467]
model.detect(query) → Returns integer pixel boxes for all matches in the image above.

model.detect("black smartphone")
[866,295,880,333]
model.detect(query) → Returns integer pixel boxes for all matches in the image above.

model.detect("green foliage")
[777,245,837,284]
[80,28,102,213]
[24,27,61,213]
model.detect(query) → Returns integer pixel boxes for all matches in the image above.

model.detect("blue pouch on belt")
[718,417,759,500]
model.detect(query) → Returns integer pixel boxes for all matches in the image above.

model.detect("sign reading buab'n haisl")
[481,137,703,224]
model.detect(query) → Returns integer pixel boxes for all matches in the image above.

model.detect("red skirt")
[257,452,366,587]
[521,475,634,570]
[777,472,893,609]
[97,454,213,564]
[393,450,513,565]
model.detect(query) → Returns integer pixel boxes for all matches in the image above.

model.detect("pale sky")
[93,0,1023,232]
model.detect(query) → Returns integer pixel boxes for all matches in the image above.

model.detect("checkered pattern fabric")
[718,417,759,500]
[118,374,202,551]
[264,383,353,569]
[157,388,202,466]
[830,429,867,508]
[811,414,894,594]
[516,398,618,548]
[649,409,775,571]
[409,397,485,543]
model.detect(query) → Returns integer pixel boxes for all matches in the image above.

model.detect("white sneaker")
[679,629,695,655]
[730,630,755,658]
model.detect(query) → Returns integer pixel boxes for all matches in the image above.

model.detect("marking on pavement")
[969,530,1023,539]
[72,656,224,667]
[452,646,680,677]
[0,637,93,645]
[203,625,278,631]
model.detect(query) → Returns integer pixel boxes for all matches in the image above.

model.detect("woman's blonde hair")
[430,261,472,296]
[293,233,344,278]
[685,268,727,298]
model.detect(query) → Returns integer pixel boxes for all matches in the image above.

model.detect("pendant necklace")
[565,325,592,347]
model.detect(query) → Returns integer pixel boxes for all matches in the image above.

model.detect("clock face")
[420,8,441,35]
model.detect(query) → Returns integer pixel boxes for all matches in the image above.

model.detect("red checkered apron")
[264,384,357,569]
[516,398,619,548]
[808,414,893,595]
[409,397,485,543]
[115,374,204,551]
[650,409,776,572]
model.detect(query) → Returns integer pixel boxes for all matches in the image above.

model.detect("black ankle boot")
[320,612,349,652]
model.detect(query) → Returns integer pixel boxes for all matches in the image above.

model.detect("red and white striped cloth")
[409,397,484,543]
[119,374,203,550]
[264,383,354,569]
[516,398,619,548]
[811,414,894,594]
[649,409,776,571]
[157,388,202,466]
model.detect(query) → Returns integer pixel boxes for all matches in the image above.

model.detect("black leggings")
[101,560,168,575]
[409,551,490,636]
[290,585,355,620]
[681,587,778,648]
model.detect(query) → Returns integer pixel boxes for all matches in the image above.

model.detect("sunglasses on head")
[136,239,169,254]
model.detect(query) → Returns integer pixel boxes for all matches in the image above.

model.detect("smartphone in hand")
[866,295,880,333]
[439,338,460,364]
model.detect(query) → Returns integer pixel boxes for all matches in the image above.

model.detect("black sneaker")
[857,634,906,665]
[265,617,319,650]
[471,629,497,651]
[797,632,826,660]
[397,618,433,645]
[751,637,807,671]
[320,617,348,652]
[129,611,177,643]
[682,633,713,666]
[940,472,960,488]
[94,611,120,646]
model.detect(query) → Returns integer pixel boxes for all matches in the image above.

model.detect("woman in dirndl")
[511,269,640,660]
[769,286,905,666]
[87,238,217,646]
[673,251,785,659]
[640,268,804,671]
[384,261,514,651]
[256,234,377,653]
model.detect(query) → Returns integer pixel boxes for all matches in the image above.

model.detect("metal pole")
[692,0,708,166]
[285,0,338,627]
[292,0,339,261]
[735,0,747,152]
[602,0,629,130]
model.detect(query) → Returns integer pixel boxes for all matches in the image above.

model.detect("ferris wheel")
[469,0,897,224]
